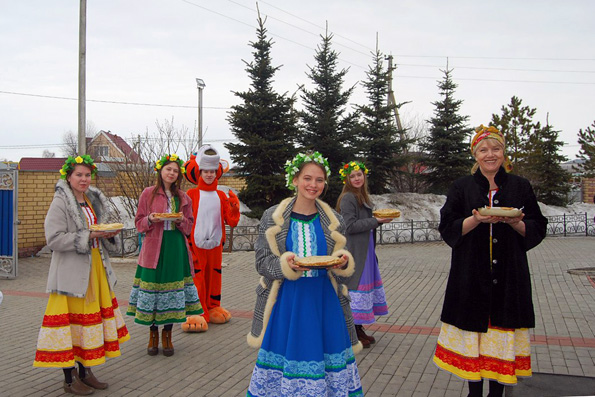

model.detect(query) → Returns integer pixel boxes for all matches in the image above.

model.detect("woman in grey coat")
[33,155,129,396]
[337,161,391,348]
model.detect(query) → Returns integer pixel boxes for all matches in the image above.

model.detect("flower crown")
[284,151,331,190]
[59,155,97,179]
[155,154,186,174]
[339,161,368,184]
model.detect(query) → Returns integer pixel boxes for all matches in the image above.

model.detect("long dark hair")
[150,160,184,205]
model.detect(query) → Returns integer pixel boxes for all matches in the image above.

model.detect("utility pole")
[385,55,403,133]
[78,0,87,155]
[196,78,205,148]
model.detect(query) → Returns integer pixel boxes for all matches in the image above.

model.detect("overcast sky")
[1,0,594,165]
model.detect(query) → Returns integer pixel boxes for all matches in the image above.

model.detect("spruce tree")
[225,13,298,218]
[421,68,473,195]
[491,96,538,178]
[528,121,570,206]
[575,121,595,178]
[297,28,358,204]
[355,49,409,194]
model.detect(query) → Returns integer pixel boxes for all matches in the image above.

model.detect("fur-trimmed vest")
[247,196,363,354]
[44,179,119,298]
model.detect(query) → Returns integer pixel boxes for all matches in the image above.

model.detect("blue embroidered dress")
[247,212,363,397]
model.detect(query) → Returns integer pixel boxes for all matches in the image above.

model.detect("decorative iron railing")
[544,213,595,236]
[110,213,594,256]
[114,228,143,257]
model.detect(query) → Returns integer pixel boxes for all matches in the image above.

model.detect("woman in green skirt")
[127,154,204,357]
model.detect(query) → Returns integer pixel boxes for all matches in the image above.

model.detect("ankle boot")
[79,367,108,390]
[147,328,159,356]
[358,325,376,344]
[63,368,94,395]
[162,329,174,357]
[355,325,371,348]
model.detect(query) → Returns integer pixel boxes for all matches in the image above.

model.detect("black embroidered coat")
[438,167,547,332]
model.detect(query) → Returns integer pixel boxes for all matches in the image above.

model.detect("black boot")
[467,379,483,397]
[487,380,504,397]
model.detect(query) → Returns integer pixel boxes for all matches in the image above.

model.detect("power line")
[0,90,230,110]
[257,0,372,52]
[222,1,595,63]
[397,63,595,74]
[180,0,595,78]
[182,0,319,53]
[390,73,595,85]
[0,143,64,149]
[227,0,372,58]
[0,137,240,150]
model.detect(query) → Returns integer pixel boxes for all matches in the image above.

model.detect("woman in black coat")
[432,125,547,397]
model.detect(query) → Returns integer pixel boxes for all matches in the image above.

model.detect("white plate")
[477,207,522,217]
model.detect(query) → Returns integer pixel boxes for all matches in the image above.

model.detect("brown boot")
[63,368,94,395]
[147,328,159,356]
[79,367,108,390]
[355,325,371,348]
[162,329,174,357]
[360,325,376,344]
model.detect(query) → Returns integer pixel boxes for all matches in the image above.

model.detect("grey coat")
[246,196,363,354]
[44,179,119,298]
[339,193,380,290]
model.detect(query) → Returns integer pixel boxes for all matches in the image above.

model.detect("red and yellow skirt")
[33,248,130,368]
[433,322,531,385]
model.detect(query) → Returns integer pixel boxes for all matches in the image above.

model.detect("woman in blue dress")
[246,152,363,397]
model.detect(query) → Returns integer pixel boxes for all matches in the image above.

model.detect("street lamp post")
[196,78,206,148]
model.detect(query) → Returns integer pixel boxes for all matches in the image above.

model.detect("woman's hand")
[471,209,499,224]
[495,213,526,236]
[331,254,349,269]
[376,217,392,224]
[148,213,163,223]
[463,209,495,235]
[493,213,525,225]
[287,254,308,272]
[90,230,120,239]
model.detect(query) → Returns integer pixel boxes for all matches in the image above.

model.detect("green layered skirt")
[127,230,203,325]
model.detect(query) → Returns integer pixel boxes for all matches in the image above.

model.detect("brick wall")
[17,171,67,256]
[219,176,246,191]
[16,170,247,257]
[583,177,595,204]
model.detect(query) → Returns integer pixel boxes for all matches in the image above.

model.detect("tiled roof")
[101,131,141,162]
[19,157,67,171]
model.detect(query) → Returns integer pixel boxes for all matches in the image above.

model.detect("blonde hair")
[471,138,506,174]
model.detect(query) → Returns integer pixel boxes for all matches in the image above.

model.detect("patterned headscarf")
[470,125,513,173]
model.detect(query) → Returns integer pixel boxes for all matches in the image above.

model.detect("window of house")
[97,146,109,157]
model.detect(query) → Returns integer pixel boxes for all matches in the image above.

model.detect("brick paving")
[1,236,594,396]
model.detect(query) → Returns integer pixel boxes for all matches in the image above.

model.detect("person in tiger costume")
[181,145,240,332]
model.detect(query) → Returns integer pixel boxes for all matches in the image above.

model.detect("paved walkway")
[1,237,594,396]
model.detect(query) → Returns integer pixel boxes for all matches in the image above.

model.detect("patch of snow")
[371,193,446,222]
[109,188,595,230]
[371,193,595,222]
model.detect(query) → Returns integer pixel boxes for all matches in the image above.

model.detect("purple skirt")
[349,232,388,324]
